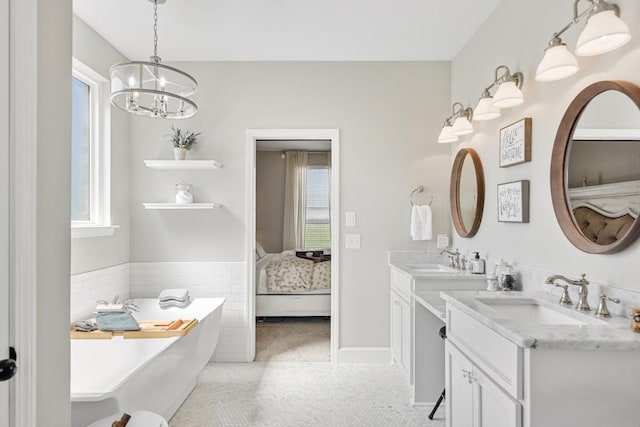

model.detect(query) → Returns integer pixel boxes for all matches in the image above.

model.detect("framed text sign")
[499,117,532,167]
[497,180,530,223]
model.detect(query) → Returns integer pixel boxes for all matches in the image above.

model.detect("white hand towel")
[410,205,433,241]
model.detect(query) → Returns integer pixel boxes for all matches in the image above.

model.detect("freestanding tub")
[71,298,224,427]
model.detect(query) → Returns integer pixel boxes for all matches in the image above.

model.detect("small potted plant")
[167,125,201,160]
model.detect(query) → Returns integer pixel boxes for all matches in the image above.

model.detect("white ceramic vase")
[173,147,187,160]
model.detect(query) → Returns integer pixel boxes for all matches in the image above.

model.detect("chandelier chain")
[153,0,158,58]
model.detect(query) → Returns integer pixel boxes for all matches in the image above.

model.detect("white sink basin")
[477,298,597,326]
[407,264,457,273]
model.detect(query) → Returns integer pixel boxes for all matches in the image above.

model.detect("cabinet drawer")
[390,267,412,299]
[447,305,522,399]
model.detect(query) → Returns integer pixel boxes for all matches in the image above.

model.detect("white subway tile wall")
[129,262,247,362]
[70,264,130,322]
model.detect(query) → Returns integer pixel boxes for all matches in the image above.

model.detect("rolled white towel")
[158,288,189,302]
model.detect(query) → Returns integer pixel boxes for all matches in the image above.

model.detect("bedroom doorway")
[245,129,340,363]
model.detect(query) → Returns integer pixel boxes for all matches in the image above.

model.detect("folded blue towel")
[95,312,140,331]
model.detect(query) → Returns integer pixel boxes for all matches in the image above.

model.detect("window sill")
[71,224,120,239]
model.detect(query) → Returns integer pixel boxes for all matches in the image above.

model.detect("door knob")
[0,347,17,382]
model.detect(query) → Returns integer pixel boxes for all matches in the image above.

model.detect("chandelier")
[109,0,198,119]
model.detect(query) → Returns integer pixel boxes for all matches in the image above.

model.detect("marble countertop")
[389,262,487,280]
[412,290,446,321]
[441,291,640,350]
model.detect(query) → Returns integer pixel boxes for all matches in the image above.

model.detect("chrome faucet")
[545,273,590,311]
[440,249,461,269]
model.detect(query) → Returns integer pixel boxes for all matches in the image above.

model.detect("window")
[71,59,116,238]
[304,166,330,248]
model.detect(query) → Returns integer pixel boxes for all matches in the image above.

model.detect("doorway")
[245,129,340,363]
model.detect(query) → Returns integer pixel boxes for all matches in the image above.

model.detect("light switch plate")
[345,211,357,227]
[436,234,449,249]
[345,234,361,249]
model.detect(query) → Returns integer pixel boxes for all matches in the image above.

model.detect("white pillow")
[256,242,267,260]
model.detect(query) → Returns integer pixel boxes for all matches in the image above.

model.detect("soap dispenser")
[469,252,485,274]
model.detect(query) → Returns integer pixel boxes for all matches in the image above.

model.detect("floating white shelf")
[143,203,222,210]
[144,160,223,170]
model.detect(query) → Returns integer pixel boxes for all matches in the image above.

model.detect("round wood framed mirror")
[450,148,485,238]
[551,80,640,254]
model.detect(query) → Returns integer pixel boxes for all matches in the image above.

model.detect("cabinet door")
[445,342,474,427]
[475,367,522,427]
[390,290,403,365]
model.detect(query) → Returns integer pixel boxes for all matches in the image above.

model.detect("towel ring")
[410,186,433,206]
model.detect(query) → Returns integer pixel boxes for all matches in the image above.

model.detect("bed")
[256,249,331,317]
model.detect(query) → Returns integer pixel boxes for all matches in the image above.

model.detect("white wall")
[71,16,130,274]
[450,0,640,290]
[129,61,452,349]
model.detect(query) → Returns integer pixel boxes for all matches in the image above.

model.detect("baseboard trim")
[337,347,392,364]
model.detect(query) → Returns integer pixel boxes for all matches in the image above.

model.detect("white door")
[0,0,12,424]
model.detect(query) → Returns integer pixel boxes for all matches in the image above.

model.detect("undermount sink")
[407,264,457,273]
[477,298,600,326]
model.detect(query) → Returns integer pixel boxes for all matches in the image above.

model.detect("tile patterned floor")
[169,362,445,427]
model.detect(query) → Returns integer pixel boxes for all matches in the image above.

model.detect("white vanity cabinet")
[444,299,640,427]
[390,268,413,378]
[390,288,411,375]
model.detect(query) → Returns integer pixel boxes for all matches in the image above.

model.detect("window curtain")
[283,151,308,250]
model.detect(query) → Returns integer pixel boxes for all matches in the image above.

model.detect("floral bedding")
[266,255,331,293]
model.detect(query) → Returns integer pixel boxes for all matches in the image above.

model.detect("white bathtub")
[71,298,224,427]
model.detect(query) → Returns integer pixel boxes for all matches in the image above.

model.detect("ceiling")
[73,0,502,61]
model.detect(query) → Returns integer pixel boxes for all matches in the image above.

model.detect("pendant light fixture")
[472,65,524,122]
[535,0,630,82]
[110,0,198,119]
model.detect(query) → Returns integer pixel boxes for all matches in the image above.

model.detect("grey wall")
[450,0,640,290]
[256,151,286,253]
[129,61,452,348]
[71,15,130,274]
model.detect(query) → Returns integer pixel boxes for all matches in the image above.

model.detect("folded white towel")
[158,288,189,302]
[410,205,433,241]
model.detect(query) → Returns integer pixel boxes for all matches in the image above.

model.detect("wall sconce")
[437,102,473,143]
[473,65,524,121]
[535,0,631,82]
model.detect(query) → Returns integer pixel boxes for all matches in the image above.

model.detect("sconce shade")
[535,44,579,82]
[473,96,500,121]
[575,9,631,56]
[452,116,474,136]
[492,81,524,108]
[437,124,458,143]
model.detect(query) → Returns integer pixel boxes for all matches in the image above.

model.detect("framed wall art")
[497,180,530,223]
[499,117,532,167]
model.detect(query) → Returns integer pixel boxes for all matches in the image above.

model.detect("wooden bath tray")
[70,318,198,340]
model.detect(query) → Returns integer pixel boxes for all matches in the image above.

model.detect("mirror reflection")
[567,90,640,245]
